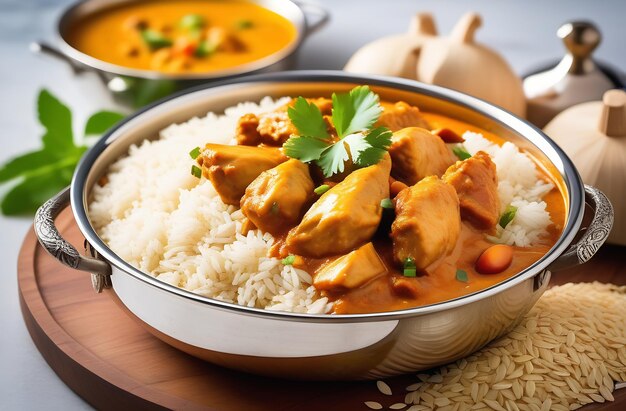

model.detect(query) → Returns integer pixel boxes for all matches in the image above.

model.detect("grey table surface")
[0,0,624,409]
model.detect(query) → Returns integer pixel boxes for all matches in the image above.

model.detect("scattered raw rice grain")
[377,380,393,396]
[368,283,626,411]
[389,403,407,410]
[365,401,383,410]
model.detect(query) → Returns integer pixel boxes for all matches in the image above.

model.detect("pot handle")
[549,185,613,271]
[296,1,330,38]
[34,187,112,292]
[30,41,88,75]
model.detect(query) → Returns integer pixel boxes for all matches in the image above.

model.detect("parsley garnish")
[283,86,392,178]
[499,205,518,228]
[455,269,469,283]
[0,90,124,215]
[452,146,472,160]
[141,29,173,50]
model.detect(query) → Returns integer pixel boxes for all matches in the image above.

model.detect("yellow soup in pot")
[65,0,298,74]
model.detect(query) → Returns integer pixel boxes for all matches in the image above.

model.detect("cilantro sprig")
[283,86,392,177]
[0,90,124,215]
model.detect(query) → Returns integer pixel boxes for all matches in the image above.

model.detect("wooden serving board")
[18,207,626,411]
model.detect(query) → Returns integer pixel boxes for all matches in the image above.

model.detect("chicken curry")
[192,87,565,314]
[66,0,297,74]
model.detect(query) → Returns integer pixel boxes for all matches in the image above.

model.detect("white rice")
[89,101,555,312]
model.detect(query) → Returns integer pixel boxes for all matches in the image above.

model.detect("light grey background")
[1,0,624,409]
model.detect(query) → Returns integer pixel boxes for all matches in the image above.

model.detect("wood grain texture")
[18,208,626,410]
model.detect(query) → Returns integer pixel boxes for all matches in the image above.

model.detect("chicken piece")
[376,101,430,131]
[391,176,460,270]
[236,98,333,147]
[286,155,391,258]
[197,144,286,205]
[235,113,262,146]
[240,159,314,235]
[391,276,420,299]
[388,127,456,186]
[442,151,500,230]
[314,243,386,291]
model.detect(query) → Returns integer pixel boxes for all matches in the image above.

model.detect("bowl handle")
[30,41,89,75]
[295,1,330,38]
[34,187,112,293]
[549,185,613,271]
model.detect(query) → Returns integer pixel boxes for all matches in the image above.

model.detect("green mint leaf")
[331,86,382,138]
[287,97,329,139]
[141,30,173,50]
[38,89,74,155]
[283,135,329,163]
[453,146,472,160]
[0,150,51,184]
[317,141,349,177]
[1,162,76,215]
[455,269,469,283]
[281,255,295,265]
[499,205,518,228]
[84,111,125,136]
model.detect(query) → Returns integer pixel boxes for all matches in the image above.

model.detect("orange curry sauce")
[272,113,566,314]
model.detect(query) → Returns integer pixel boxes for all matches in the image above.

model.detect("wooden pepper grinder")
[524,21,624,128]
[543,89,626,245]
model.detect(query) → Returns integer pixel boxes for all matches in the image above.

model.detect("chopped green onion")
[452,146,472,160]
[455,269,469,283]
[282,255,295,265]
[194,41,217,58]
[403,268,417,277]
[189,146,201,159]
[180,14,205,30]
[191,165,202,178]
[403,257,417,277]
[499,205,518,228]
[270,202,280,215]
[380,198,393,209]
[235,19,254,30]
[141,29,173,50]
[314,184,330,195]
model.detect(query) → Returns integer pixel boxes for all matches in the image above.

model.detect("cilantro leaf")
[356,127,392,167]
[287,97,329,139]
[0,89,124,216]
[84,111,125,135]
[317,141,349,177]
[331,86,382,138]
[283,135,329,163]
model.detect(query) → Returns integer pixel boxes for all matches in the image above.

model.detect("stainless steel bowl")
[34,72,613,380]
[31,0,328,108]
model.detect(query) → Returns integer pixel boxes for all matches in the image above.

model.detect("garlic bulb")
[544,89,626,245]
[344,12,526,118]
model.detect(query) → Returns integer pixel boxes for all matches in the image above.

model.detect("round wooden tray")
[18,207,626,410]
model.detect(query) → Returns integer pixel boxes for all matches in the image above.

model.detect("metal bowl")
[34,71,613,380]
[31,0,328,108]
